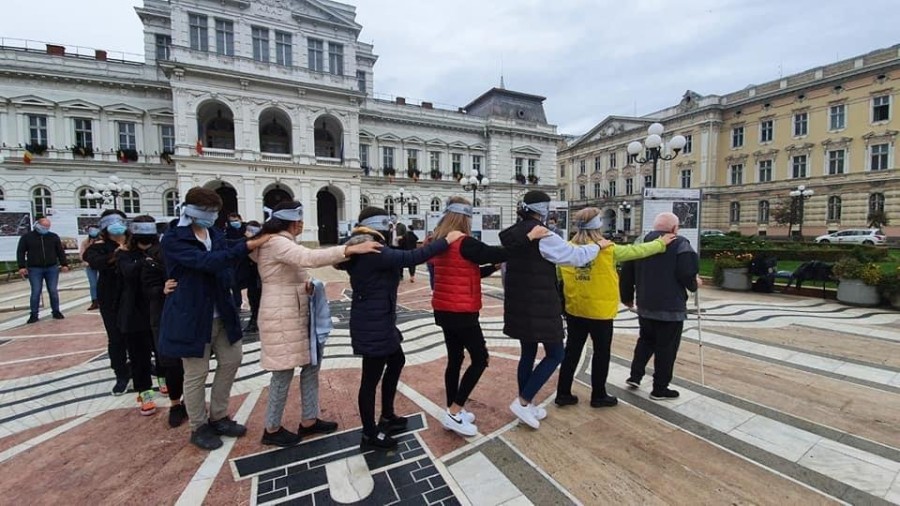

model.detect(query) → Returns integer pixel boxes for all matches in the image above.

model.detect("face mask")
[193,218,215,229]
[107,224,128,236]
[229,221,242,229]
[34,224,49,235]
[88,228,100,238]
[246,226,261,236]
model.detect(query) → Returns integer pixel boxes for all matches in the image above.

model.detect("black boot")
[361,430,398,451]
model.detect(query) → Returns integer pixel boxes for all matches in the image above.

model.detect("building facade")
[0,0,558,244]
[561,45,900,239]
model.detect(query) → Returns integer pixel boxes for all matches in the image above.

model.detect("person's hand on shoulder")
[660,233,677,245]
[527,225,552,241]
[345,241,383,256]
[598,238,613,248]
[246,234,272,251]
[445,230,465,244]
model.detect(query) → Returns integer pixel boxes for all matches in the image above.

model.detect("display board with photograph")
[548,201,569,239]
[0,200,32,261]
[426,208,502,245]
[641,188,702,253]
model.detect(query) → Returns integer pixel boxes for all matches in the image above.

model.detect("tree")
[771,198,794,226]
[867,210,890,229]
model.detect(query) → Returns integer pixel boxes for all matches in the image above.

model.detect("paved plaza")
[1,267,899,505]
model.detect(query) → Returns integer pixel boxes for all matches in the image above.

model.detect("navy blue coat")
[158,225,248,358]
[339,233,449,357]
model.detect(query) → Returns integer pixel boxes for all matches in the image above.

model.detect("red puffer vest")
[431,238,482,313]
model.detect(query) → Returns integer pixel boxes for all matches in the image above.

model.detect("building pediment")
[448,141,468,150]
[291,0,362,33]
[570,116,652,148]
[785,142,815,152]
[58,99,102,112]
[862,130,899,142]
[724,153,749,163]
[10,95,55,108]
[469,143,486,151]
[425,138,448,147]
[821,136,852,147]
[510,145,543,156]
[752,148,779,158]
[148,107,174,119]
[676,159,697,168]
[359,129,375,139]
[376,133,400,142]
[402,136,424,145]
[105,103,145,116]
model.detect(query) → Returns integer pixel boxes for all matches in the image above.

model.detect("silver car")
[814,229,886,245]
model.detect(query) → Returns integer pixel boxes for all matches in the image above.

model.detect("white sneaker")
[442,410,478,437]
[530,404,547,421]
[460,408,475,423]
[510,399,540,429]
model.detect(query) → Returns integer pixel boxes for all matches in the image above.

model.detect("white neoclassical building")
[0,0,559,244]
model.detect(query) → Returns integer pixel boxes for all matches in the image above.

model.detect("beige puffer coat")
[251,232,346,370]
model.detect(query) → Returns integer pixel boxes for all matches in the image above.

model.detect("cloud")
[2,0,898,134]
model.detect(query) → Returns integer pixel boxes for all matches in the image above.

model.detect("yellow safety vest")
[560,245,620,320]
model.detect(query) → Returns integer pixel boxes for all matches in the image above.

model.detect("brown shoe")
[87,301,99,311]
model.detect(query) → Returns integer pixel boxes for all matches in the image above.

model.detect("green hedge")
[702,246,890,262]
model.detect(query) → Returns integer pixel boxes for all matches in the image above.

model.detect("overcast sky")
[1,0,898,134]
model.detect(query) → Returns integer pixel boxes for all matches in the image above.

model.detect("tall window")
[578,184,586,200]
[608,152,617,169]
[730,164,744,185]
[118,122,136,150]
[360,195,370,208]
[407,199,418,215]
[356,71,366,92]
[827,149,845,175]
[215,19,234,56]
[870,143,889,171]
[359,144,369,168]
[759,119,773,143]
[155,34,171,60]
[515,158,524,176]
[328,42,344,75]
[383,196,395,216]
[758,160,772,182]
[593,157,601,172]
[407,149,419,171]
[160,125,175,153]
[164,189,179,216]
[793,112,808,137]
[680,169,691,188]
[872,95,891,122]
[683,134,693,154]
[382,146,394,169]
[579,160,586,175]
[28,114,48,145]
[472,155,482,173]
[593,182,602,199]
[122,190,141,214]
[528,159,537,177]
[307,39,324,71]
[829,104,846,130]
[559,188,566,201]
[252,27,269,62]
[792,155,808,178]
[189,13,208,51]
[757,200,770,224]
[77,188,92,209]
[429,151,441,172]
[827,196,841,222]
[559,164,565,177]
[732,126,744,148]
[74,118,93,149]
[431,198,442,212]
[608,180,617,197]
[643,174,652,189]
[729,202,741,224]
[452,153,462,174]
[625,178,633,195]
[275,31,292,66]
[869,193,885,213]
[32,187,52,217]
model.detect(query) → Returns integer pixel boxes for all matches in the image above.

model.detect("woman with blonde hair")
[555,207,675,408]
[430,196,513,437]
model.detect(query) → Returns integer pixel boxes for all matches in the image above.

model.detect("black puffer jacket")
[83,241,121,312]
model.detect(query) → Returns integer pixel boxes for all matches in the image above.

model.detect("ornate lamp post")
[626,123,686,188]
[788,184,814,240]
[459,169,489,204]
[396,187,410,218]
[90,175,132,210]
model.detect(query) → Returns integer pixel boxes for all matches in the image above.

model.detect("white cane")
[693,289,705,386]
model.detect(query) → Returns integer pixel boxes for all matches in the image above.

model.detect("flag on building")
[195,139,203,155]
[23,149,33,164]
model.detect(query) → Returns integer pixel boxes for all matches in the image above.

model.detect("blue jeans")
[517,341,565,402]
[85,267,98,301]
[28,266,61,316]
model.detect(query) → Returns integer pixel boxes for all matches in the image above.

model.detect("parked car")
[700,229,725,237]
[814,229,886,245]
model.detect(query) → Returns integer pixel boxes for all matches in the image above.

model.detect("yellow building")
[560,44,899,240]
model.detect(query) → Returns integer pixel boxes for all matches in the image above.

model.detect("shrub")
[712,251,753,286]
[702,246,889,263]
[833,257,882,286]
[879,268,900,298]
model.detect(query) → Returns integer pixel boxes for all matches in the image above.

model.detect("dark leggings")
[100,306,129,380]
[151,323,185,401]
[122,330,155,393]
[358,349,406,436]
[442,324,489,407]
[557,315,613,400]
[247,278,261,322]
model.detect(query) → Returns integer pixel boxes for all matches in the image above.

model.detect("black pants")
[400,265,415,278]
[442,324,489,407]
[232,284,243,313]
[629,317,684,392]
[247,278,261,322]
[123,330,155,393]
[99,305,129,380]
[558,315,613,400]
[151,322,185,401]
[358,348,405,436]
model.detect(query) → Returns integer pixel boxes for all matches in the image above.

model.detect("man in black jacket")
[17,217,70,323]
[619,212,699,400]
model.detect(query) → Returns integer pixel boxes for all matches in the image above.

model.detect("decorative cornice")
[785,142,815,153]
[752,148,779,158]
[862,129,899,141]
[821,136,853,147]
[724,153,749,162]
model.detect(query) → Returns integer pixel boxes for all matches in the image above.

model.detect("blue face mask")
[107,224,128,236]
[34,224,49,235]
[88,228,100,238]
[246,226,261,236]
[229,221,242,229]
[193,218,215,229]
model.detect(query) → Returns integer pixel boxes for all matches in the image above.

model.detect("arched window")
[757,200,769,224]
[164,189,179,217]
[77,187,93,209]
[474,198,482,207]
[197,100,235,150]
[259,108,291,154]
[32,186,52,217]
[430,197,442,212]
[729,201,740,224]
[122,190,141,214]
[384,196,395,216]
[868,193,885,213]
[360,195,370,209]
[407,198,419,215]
[827,196,842,222]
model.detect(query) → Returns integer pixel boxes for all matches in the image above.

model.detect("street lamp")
[90,175,132,210]
[460,169,489,204]
[618,201,633,233]
[618,201,632,214]
[396,187,410,218]
[788,184,814,240]
[626,123,686,188]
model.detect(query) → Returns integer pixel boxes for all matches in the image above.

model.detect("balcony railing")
[200,148,235,159]
[315,157,342,166]
[260,152,291,163]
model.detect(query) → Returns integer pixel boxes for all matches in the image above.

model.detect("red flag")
[195,140,203,155]
[23,149,33,164]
